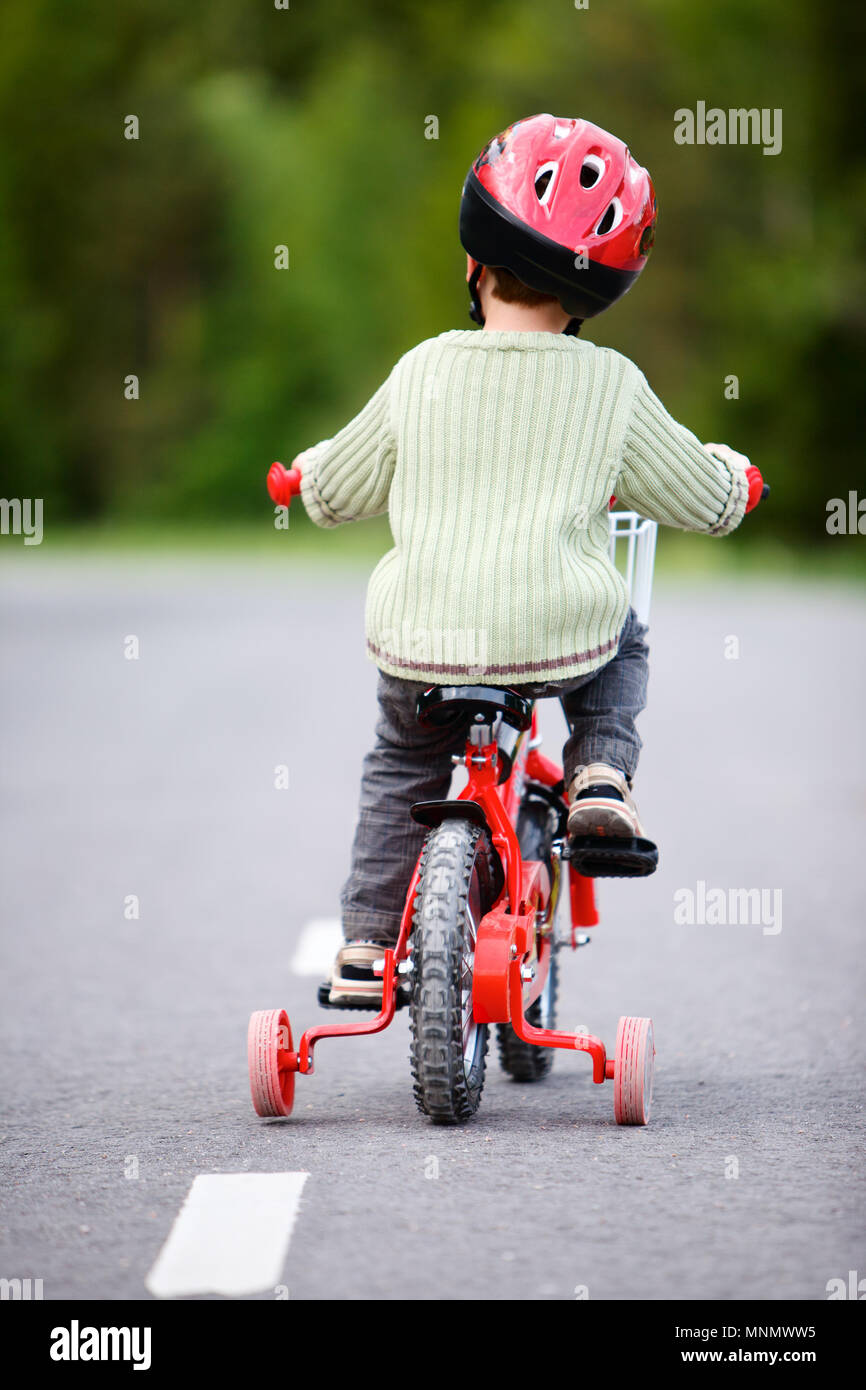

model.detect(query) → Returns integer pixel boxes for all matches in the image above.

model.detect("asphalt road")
[1,551,864,1301]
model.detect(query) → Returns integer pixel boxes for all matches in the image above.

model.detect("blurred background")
[1,3,865,1302]
[0,0,863,569]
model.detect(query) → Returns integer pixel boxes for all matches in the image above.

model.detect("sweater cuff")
[299,464,346,529]
[708,465,748,537]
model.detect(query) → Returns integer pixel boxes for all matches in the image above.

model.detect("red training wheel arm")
[267,461,302,507]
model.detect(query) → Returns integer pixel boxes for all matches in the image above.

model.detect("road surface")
[1,551,863,1300]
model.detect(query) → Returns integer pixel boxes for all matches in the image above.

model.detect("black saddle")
[415,684,533,732]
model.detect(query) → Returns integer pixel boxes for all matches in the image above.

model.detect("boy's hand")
[703,442,767,514]
[293,441,331,471]
[703,441,750,471]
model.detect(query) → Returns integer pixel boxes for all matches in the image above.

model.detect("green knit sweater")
[299,330,747,684]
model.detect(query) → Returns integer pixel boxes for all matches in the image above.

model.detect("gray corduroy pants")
[340,608,649,945]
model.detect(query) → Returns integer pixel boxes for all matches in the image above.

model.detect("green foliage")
[0,0,862,548]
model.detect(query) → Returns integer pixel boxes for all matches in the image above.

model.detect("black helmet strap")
[467,263,484,325]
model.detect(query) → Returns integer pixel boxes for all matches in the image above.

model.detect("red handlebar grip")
[267,462,302,506]
[745,465,766,514]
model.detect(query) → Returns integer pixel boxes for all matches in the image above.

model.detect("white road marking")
[291,916,343,975]
[145,1172,309,1299]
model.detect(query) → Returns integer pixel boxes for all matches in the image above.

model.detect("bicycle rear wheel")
[410,818,502,1125]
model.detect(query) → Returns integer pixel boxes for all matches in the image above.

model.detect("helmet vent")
[534,161,558,205]
[580,155,605,189]
[595,197,623,235]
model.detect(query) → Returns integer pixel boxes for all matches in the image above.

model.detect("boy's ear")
[466,255,485,286]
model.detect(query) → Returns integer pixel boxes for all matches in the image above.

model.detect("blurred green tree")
[0,0,862,549]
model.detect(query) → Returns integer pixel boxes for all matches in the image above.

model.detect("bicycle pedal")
[564,835,659,878]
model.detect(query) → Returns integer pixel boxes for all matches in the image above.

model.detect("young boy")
[271,115,765,1006]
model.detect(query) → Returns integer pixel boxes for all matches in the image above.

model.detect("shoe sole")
[328,976,383,1003]
[319,980,411,1012]
[567,800,641,838]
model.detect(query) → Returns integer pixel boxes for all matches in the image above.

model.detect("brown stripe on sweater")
[366,634,619,677]
[309,472,355,525]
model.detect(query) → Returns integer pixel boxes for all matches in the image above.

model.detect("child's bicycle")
[249,469,659,1126]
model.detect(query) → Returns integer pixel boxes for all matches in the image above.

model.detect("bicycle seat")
[416,684,533,731]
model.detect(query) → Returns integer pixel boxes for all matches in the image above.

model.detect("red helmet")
[459,114,657,322]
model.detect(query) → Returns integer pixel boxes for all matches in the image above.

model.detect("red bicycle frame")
[287,705,614,1086]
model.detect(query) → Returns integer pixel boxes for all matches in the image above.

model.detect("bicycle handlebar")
[266,461,769,514]
[267,462,302,506]
[745,465,769,514]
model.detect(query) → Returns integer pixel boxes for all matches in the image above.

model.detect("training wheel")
[613,1015,654,1126]
[248,1008,296,1117]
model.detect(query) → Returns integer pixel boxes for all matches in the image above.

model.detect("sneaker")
[566,763,645,839]
[326,939,393,1008]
